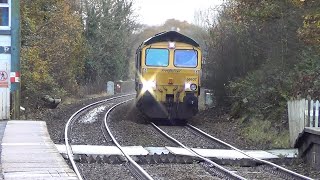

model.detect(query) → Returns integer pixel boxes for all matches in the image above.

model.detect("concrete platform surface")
[1,121,78,180]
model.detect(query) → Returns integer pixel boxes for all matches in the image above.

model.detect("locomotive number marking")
[162,69,181,73]
[186,77,197,81]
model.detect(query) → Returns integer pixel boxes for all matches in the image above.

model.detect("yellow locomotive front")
[135,31,201,121]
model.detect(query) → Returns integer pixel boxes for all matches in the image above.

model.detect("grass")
[242,118,290,149]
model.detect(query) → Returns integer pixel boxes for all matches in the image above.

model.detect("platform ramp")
[1,121,77,179]
[295,127,320,170]
[288,99,320,170]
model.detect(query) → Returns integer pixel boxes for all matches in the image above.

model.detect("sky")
[133,0,223,26]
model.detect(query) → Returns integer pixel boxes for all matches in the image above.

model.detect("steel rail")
[64,94,134,180]
[104,99,154,180]
[187,124,313,180]
[150,122,246,180]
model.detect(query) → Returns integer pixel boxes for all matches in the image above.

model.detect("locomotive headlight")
[185,82,197,91]
[190,84,197,91]
[142,80,156,91]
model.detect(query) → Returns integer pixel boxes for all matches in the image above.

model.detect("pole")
[10,0,21,119]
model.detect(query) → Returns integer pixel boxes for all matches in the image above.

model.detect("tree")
[82,0,136,87]
[200,0,320,147]
[21,0,86,106]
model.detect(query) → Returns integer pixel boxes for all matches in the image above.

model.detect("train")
[135,31,202,121]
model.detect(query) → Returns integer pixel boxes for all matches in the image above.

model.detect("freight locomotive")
[135,31,202,121]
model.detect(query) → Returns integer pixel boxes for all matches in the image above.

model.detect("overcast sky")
[133,0,223,26]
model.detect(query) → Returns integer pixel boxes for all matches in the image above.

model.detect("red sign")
[0,71,8,88]
[10,72,20,83]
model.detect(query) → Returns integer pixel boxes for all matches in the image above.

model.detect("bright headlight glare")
[185,82,191,90]
[143,80,156,90]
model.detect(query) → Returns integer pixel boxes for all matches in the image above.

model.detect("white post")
[288,100,302,147]
[310,100,314,127]
[288,100,294,146]
[315,100,319,127]
[299,99,306,133]
[304,99,309,127]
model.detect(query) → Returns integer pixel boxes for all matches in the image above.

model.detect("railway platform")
[0,120,77,180]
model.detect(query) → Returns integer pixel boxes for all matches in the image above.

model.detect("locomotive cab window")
[174,49,198,68]
[145,48,169,67]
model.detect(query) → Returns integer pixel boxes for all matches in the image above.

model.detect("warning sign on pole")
[0,70,9,88]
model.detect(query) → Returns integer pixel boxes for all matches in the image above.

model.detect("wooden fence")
[287,99,320,146]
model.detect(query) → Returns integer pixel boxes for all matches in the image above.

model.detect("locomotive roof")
[142,31,200,47]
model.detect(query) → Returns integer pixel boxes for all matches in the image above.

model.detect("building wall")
[0,35,11,119]
[0,0,11,120]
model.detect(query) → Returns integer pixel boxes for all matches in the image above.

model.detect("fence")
[287,99,320,146]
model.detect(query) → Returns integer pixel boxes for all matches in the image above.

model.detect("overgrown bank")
[20,0,136,108]
[19,0,320,149]
[203,0,320,148]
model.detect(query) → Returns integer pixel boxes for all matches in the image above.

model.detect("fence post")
[288,99,311,147]
[315,100,319,127]
[304,99,309,127]
[288,100,301,147]
[288,100,293,146]
[299,99,306,133]
[310,100,314,127]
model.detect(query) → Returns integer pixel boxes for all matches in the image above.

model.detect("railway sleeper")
[65,153,296,167]
[259,165,308,180]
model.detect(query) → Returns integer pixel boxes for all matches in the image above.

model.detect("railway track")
[63,95,313,180]
[64,96,230,179]
[150,122,245,180]
[64,94,148,180]
[186,124,313,180]
[150,123,312,180]
[103,99,154,180]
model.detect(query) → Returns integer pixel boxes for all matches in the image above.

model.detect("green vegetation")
[202,0,319,148]
[21,0,136,108]
[241,118,290,148]
[21,0,86,107]
[20,0,319,148]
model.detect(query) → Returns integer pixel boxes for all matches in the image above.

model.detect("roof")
[142,31,200,47]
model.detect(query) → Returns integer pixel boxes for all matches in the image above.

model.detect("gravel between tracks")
[157,126,227,149]
[142,163,220,180]
[77,163,135,180]
[33,94,320,179]
[108,101,177,147]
